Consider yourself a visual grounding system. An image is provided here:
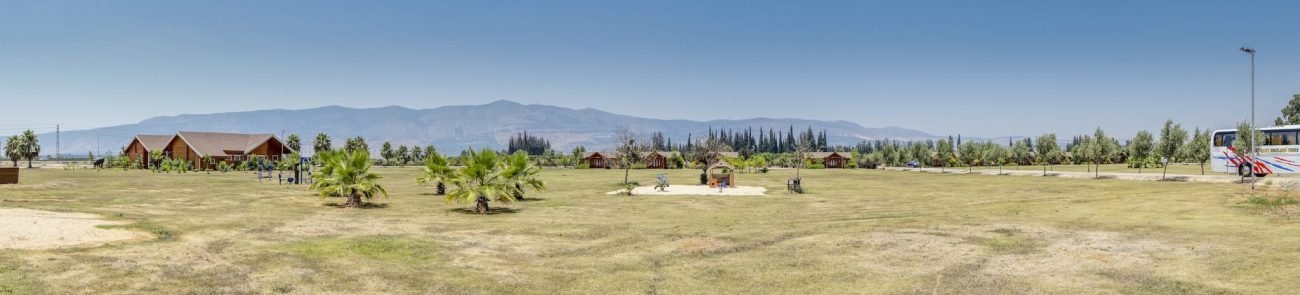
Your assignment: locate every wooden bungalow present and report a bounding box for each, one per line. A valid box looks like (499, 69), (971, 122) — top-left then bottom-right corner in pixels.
(808, 152), (853, 168)
(642, 151), (680, 169)
(581, 151), (615, 169)
(161, 131), (294, 170)
(582, 151), (681, 169)
(124, 134), (175, 169)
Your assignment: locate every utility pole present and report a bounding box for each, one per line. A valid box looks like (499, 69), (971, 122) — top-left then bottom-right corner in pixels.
(56, 124), (60, 161)
(1241, 47), (1257, 190)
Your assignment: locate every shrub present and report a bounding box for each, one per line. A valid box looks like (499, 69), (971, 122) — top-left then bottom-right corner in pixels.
(576, 162), (590, 169)
(1248, 195), (1299, 207)
(631, 163), (647, 169)
(808, 163), (826, 169)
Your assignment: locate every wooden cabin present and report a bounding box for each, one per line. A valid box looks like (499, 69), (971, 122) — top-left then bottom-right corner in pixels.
(581, 152), (614, 169)
(124, 135), (175, 169)
(643, 151), (679, 169)
(582, 151), (680, 169)
(159, 131), (293, 170)
(808, 152), (853, 168)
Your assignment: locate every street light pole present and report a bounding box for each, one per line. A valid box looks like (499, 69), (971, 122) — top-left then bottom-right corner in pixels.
(1241, 47), (1256, 189)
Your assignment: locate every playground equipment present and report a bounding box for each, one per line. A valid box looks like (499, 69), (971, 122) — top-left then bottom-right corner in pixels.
(787, 177), (803, 194)
(277, 157), (313, 185)
(706, 162), (736, 188)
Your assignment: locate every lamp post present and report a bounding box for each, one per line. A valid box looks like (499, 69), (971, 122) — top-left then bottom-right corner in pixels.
(1240, 47), (1256, 189)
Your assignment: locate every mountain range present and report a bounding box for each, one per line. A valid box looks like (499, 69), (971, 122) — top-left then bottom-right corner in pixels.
(35, 100), (939, 156)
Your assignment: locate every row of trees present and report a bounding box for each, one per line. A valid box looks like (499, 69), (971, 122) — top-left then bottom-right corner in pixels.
(2, 130), (40, 168)
(379, 142), (437, 166)
(856, 119), (1214, 179)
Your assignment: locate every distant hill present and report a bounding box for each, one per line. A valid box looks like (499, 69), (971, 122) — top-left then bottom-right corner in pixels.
(35, 100), (938, 155)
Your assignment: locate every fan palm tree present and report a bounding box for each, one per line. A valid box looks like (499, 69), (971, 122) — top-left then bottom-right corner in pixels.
(20, 130), (39, 168)
(447, 148), (515, 214)
(310, 150), (387, 208)
(4, 135), (22, 168)
(416, 150), (456, 195)
(503, 151), (545, 201)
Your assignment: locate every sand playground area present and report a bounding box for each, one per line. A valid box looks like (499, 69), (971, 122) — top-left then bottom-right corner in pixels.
(0, 208), (148, 250)
(607, 185), (767, 196)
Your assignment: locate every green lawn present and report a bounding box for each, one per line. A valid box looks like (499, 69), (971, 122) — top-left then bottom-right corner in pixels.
(0, 167), (1297, 294)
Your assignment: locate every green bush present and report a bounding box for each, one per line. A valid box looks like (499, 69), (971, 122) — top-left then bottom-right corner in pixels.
(1247, 195), (1299, 207)
(631, 163), (647, 169)
(808, 163), (826, 169)
(576, 162), (590, 169)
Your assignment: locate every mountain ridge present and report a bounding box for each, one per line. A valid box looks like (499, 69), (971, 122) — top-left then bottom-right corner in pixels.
(34, 100), (940, 155)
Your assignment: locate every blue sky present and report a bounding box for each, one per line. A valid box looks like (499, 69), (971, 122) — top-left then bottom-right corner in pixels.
(2, 0), (1298, 138)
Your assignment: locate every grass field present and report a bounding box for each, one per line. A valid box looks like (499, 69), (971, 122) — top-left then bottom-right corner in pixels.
(1, 167), (1298, 294)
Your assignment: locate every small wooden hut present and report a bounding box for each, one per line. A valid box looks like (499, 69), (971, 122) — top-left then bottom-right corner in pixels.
(707, 161), (736, 187)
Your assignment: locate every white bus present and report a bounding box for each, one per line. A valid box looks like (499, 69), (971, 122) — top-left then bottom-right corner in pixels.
(1211, 125), (1300, 177)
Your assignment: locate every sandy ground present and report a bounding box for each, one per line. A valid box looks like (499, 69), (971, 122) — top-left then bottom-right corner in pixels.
(0, 208), (148, 250)
(606, 184), (767, 196)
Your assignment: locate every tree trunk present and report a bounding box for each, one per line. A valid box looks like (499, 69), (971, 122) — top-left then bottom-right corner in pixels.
(475, 194), (490, 214)
(344, 191), (363, 208)
(1095, 162), (1099, 178)
(514, 183), (524, 201)
(1200, 163), (1205, 175)
(1043, 164), (1047, 176)
(27, 158), (33, 168)
(1162, 164), (1168, 180)
(624, 168), (630, 185)
(436, 182), (446, 195)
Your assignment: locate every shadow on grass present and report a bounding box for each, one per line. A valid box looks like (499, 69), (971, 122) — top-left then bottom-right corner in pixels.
(516, 197), (547, 202)
(1157, 177), (1189, 182)
(445, 207), (523, 215)
(322, 202), (390, 209)
(1093, 175), (1116, 180)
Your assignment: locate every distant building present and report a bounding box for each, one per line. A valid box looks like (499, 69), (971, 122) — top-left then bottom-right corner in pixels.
(581, 151), (681, 169)
(807, 151), (853, 168)
(124, 134), (175, 169)
(126, 131), (293, 170)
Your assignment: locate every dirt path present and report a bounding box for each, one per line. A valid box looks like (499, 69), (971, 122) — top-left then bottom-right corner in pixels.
(0, 208), (148, 250)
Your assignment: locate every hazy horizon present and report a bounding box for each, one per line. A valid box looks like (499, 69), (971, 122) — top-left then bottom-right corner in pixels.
(3, 1), (1299, 139)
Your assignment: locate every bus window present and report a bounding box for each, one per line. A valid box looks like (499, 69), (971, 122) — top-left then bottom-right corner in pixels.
(1223, 133), (1236, 147)
(1214, 133), (1224, 146)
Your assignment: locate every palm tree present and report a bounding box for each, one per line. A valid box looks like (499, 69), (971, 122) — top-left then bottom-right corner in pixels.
(310, 150), (387, 208)
(286, 134), (301, 152)
(503, 151), (545, 201)
(313, 133), (332, 154)
(20, 130), (39, 168)
(447, 148), (515, 214)
(4, 135), (22, 168)
(416, 150), (456, 195)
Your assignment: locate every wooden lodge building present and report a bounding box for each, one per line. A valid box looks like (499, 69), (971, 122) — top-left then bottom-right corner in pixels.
(124, 134), (176, 169)
(125, 131), (293, 170)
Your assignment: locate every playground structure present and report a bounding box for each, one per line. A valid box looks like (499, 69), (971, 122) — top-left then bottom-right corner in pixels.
(256, 157), (313, 185)
(707, 162), (735, 188)
(654, 173), (670, 192)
